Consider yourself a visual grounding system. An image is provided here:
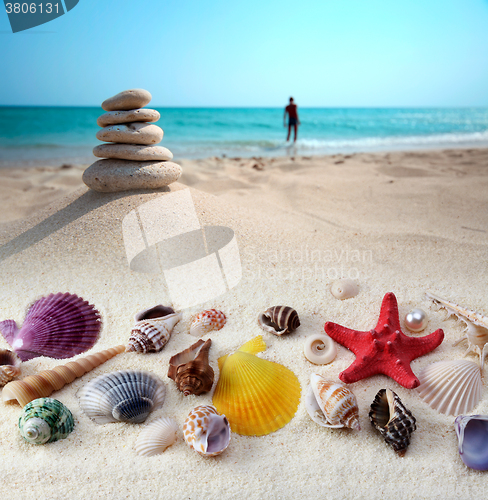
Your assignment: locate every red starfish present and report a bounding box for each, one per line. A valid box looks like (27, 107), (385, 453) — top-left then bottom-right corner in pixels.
(324, 292), (444, 389)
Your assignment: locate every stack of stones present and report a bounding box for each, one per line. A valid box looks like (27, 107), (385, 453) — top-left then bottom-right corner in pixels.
(82, 89), (182, 192)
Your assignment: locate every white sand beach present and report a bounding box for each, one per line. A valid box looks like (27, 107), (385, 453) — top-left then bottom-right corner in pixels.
(0, 148), (487, 500)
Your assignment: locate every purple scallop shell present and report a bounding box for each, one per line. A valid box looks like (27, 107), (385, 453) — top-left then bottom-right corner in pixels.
(0, 292), (101, 361)
(455, 415), (488, 471)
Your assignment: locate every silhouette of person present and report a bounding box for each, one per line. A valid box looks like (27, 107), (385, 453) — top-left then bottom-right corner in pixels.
(284, 97), (300, 142)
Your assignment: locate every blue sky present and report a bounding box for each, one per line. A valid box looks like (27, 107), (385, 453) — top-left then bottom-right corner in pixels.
(1, 0), (488, 106)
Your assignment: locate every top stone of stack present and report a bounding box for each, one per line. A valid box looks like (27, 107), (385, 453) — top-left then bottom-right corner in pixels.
(101, 89), (152, 112)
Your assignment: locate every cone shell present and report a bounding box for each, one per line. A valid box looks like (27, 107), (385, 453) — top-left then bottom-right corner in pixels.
(258, 306), (300, 336)
(416, 359), (482, 416)
(2, 345), (125, 407)
(183, 405), (230, 456)
(135, 417), (178, 457)
(0, 292), (102, 361)
(189, 310), (226, 337)
(78, 370), (166, 424)
(19, 397), (74, 445)
(369, 388), (416, 456)
(455, 415), (488, 471)
(167, 339), (214, 396)
(212, 336), (301, 436)
(305, 374), (360, 430)
(127, 306), (181, 353)
(0, 349), (21, 386)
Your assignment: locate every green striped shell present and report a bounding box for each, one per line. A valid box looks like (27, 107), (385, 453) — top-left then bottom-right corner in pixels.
(19, 398), (74, 445)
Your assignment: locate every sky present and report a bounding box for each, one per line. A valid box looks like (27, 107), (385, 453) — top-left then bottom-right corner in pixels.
(1, 0), (488, 107)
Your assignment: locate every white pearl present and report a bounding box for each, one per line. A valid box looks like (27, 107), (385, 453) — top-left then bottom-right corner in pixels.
(405, 308), (428, 332)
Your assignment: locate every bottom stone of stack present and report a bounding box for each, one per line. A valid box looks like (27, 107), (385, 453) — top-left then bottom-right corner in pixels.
(82, 159), (182, 192)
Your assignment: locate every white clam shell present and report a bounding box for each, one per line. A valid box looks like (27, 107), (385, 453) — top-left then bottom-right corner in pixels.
(135, 417), (178, 457)
(305, 374), (360, 430)
(304, 334), (337, 365)
(416, 359), (482, 416)
(78, 370), (166, 424)
(330, 279), (359, 300)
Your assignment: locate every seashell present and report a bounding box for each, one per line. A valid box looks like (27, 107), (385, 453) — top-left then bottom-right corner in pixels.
(257, 306), (300, 336)
(305, 374), (360, 430)
(303, 334), (337, 365)
(212, 335), (301, 436)
(455, 415), (488, 470)
(0, 348), (21, 386)
(167, 339), (214, 396)
(330, 279), (359, 300)
(183, 405), (230, 456)
(127, 305), (182, 353)
(189, 310), (226, 337)
(19, 397), (74, 445)
(369, 388), (416, 456)
(78, 370), (166, 424)
(0, 292), (102, 362)
(426, 292), (488, 368)
(416, 359), (482, 416)
(135, 417), (178, 457)
(2, 345), (125, 407)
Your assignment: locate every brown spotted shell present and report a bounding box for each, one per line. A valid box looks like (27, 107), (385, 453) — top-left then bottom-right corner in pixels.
(167, 339), (214, 396)
(369, 388), (416, 456)
(258, 306), (300, 336)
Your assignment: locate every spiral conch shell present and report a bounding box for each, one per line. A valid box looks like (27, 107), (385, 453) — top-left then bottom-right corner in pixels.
(19, 397), (74, 445)
(183, 405), (230, 456)
(258, 306), (300, 336)
(127, 305), (181, 353)
(0, 349), (21, 386)
(167, 339), (214, 396)
(2, 345), (125, 407)
(369, 388), (416, 456)
(135, 417), (178, 457)
(305, 374), (360, 430)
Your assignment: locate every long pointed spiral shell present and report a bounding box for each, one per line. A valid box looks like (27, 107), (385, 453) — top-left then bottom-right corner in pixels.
(2, 345), (125, 407)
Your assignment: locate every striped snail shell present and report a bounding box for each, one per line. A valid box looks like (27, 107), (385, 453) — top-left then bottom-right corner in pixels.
(258, 306), (300, 336)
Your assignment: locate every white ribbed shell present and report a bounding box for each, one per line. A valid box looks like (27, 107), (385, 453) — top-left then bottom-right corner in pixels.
(135, 417), (178, 457)
(416, 359), (483, 416)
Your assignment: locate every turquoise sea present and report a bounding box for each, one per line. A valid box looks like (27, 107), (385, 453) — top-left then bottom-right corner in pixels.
(1, 107), (488, 166)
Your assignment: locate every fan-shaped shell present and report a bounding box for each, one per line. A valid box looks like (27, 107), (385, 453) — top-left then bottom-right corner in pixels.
(135, 417), (178, 457)
(167, 339), (214, 396)
(19, 397), (74, 444)
(212, 336), (301, 436)
(183, 405), (230, 456)
(127, 306), (181, 353)
(257, 306), (300, 336)
(0, 349), (21, 386)
(369, 388), (416, 456)
(303, 334), (337, 365)
(78, 370), (166, 424)
(0, 292), (101, 361)
(190, 310), (226, 337)
(455, 415), (488, 470)
(305, 374), (360, 430)
(330, 279), (359, 300)
(416, 359), (482, 416)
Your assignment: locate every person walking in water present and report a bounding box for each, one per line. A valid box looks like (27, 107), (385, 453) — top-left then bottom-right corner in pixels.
(284, 97), (300, 142)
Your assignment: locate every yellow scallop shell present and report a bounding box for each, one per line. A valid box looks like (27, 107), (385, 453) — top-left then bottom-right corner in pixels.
(212, 336), (301, 436)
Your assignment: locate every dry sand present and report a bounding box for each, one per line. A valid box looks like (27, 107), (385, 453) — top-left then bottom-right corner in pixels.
(0, 148), (487, 500)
